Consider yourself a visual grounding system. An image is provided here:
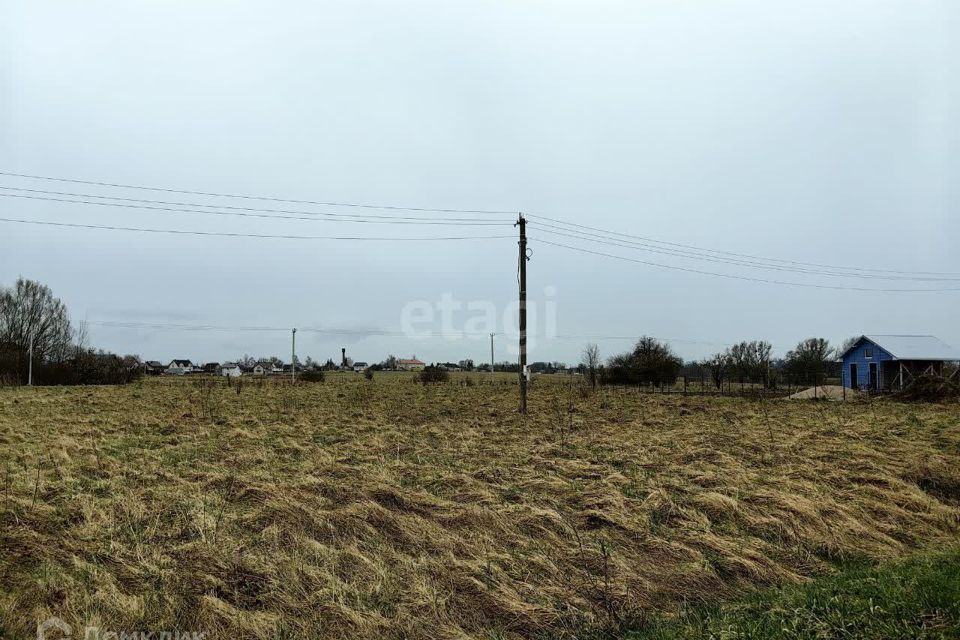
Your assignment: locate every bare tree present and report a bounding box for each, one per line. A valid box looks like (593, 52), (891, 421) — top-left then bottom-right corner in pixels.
(582, 343), (600, 389)
(837, 336), (861, 358)
(716, 340), (773, 388)
(0, 278), (73, 369)
(73, 319), (90, 356)
(704, 352), (729, 389)
(784, 337), (834, 386)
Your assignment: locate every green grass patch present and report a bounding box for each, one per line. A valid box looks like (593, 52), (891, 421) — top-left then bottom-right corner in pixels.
(626, 547), (960, 639)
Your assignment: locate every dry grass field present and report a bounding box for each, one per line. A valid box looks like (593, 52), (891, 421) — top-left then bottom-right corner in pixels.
(1, 374), (958, 639)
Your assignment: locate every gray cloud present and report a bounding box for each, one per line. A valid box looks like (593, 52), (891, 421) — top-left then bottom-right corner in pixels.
(2, 0), (957, 365)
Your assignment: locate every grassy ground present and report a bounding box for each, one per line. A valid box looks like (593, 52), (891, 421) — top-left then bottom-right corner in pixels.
(626, 546), (960, 639)
(0, 374), (958, 639)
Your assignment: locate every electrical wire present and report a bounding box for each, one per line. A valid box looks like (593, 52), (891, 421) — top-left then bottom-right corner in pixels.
(527, 222), (960, 282)
(0, 216), (514, 241)
(526, 213), (960, 277)
(531, 237), (960, 293)
(5, 170), (956, 281)
(85, 319), (732, 346)
(0, 186), (514, 223)
(0, 192), (512, 226)
(87, 320), (508, 339)
(0, 170), (516, 215)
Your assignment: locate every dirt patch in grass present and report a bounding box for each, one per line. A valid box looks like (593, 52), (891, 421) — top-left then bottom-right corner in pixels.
(787, 385), (861, 401)
(0, 375), (958, 638)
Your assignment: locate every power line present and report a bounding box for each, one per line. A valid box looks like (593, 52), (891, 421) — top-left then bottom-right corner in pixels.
(90, 320), (475, 337)
(6, 169), (956, 280)
(0, 192), (512, 226)
(0, 186), (514, 223)
(527, 223), (960, 282)
(526, 213), (960, 277)
(532, 237), (960, 293)
(554, 334), (731, 346)
(0, 170), (516, 215)
(0, 216), (514, 241)
(87, 320), (505, 339)
(89, 320), (410, 335)
(86, 319), (731, 346)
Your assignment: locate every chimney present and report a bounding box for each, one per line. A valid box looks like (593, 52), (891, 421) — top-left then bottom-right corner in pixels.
(341, 348), (347, 367)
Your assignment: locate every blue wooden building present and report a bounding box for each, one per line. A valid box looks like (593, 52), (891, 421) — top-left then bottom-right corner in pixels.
(839, 335), (960, 391)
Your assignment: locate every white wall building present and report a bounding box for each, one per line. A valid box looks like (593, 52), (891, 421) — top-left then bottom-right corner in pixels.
(221, 362), (242, 377)
(166, 359), (193, 375)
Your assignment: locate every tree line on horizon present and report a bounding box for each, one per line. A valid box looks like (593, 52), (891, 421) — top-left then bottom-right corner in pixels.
(0, 277), (869, 389)
(581, 336), (854, 390)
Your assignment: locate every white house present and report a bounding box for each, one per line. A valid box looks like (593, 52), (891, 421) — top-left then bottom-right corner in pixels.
(252, 361), (281, 376)
(166, 359), (193, 375)
(220, 362), (242, 377)
(353, 362), (369, 372)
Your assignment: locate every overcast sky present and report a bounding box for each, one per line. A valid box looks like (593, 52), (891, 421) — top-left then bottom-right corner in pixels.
(2, 0), (958, 365)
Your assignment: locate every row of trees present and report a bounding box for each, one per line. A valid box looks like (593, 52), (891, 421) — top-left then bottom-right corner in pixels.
(582, 336), (846, 390)
(699, 337), (838, 388)
(0, 278), (141, 386)
(580, 337), (685, 388)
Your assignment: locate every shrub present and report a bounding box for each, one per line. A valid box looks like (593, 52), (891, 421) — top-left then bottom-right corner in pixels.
(364, 369), (374, 381)
(602, 336), (682, 387)
(299, 370), (325, 383)
(38, 350), (142, 386)
(417, 366), (449, 384)
(898, 374), (960, 403)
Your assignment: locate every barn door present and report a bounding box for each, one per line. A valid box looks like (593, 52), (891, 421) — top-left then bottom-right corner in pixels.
(849, 364), (858, 389)
(869, 363), (878, 390)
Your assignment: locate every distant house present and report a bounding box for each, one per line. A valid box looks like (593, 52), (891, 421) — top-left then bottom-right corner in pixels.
(352, 362), (369, 372)
(144, 361), (165, 375)
(220, 362), (242, 377)
(166, 359), (193, 375)
(252, 361), (281, 376)
(202, 362), (220, 374)
(397, 357), (426, 371)
(839, 335), (960, 391)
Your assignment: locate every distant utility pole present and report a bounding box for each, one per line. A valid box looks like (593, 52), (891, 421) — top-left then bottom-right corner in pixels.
(291, 328), (297, 384)
(489, 333), (495, 375)
(516, 213), (528, 413)
(27, 332), (33, 386)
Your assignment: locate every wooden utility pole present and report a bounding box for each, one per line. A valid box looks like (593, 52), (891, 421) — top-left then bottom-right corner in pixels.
(517, 213), (528, 413)
(291, 328), (297, 384)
